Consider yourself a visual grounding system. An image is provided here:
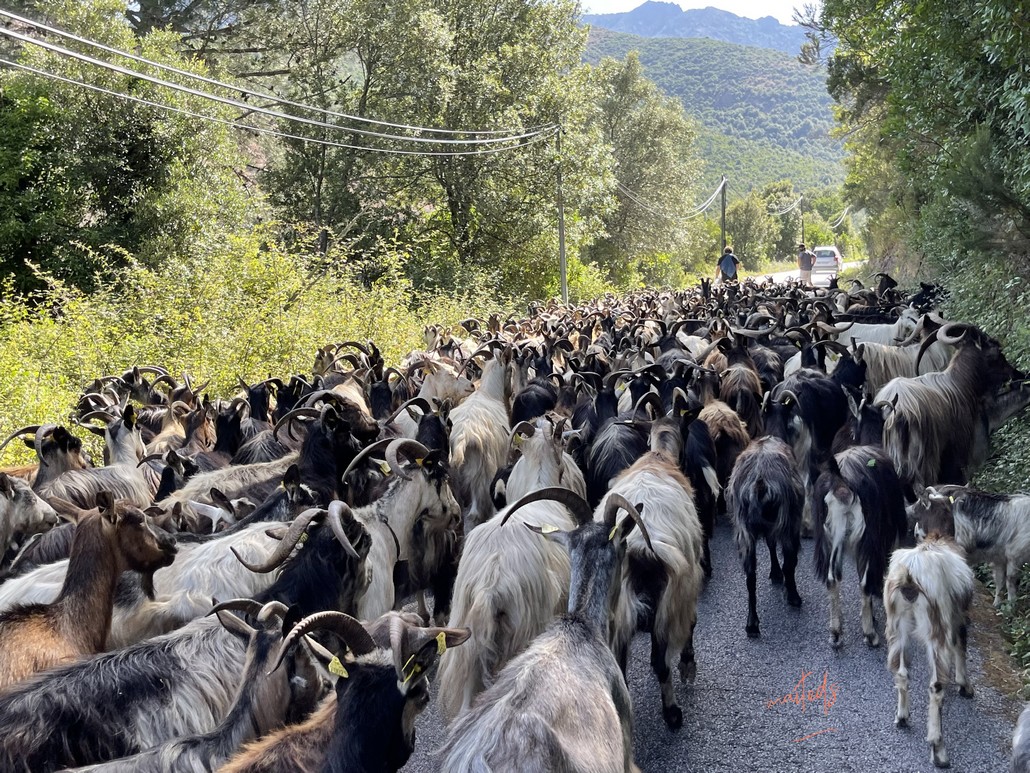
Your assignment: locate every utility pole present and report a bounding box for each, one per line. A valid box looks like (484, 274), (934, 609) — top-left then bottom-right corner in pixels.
(556, 127), (568, 304)
(720, 175), (727, 250)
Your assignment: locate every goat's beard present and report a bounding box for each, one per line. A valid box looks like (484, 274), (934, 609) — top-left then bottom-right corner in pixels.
(140, 570), (157, 600)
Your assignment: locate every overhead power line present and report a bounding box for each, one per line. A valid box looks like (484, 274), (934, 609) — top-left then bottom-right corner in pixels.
(829, 205), (851, 228)
(614, 177), (726, 222)
(0, 8), (544, 137)
(0, 56), (558, 157)
(0, 25), (553, 146)
(768, 195), (803, 217)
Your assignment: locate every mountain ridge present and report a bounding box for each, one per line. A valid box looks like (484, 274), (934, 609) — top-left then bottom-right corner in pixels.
(582, 2), (806, 54)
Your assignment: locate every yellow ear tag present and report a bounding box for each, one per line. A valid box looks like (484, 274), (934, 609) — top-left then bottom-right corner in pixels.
(539, 523), (560, 534)
(616, 383), (626, 394)
(436, 631), (447, 656)
(949, 496), (955, 503)
(512, 434), (523, 447)
(328, 656), (349, 678)
(415, 457), (425, 467)
(867, 458), (876, 468)
(299, 532), (308, 544)
(679, 409), (687, 417)
(608, 523), (619, 541)
(378, 461), (391, 475)
(402, 653), (423, 683)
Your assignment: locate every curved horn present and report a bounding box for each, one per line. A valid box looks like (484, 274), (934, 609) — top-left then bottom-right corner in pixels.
(270, 611), (377, 674)
(135, 365), (169, 377)
(208, 598), (264, 619)
(256, 600), (289, 623)
(915, 327), (942, 373)
(385, 438), (432, 479)
(602, 493), (654, 553)
(271, 407), (321, 443)
(334, 340), (371, 357)
(507, 421), (537, 448)
(501, 486), (593, 527)
(231, 508), (324, 573)
(136, 452), (167, 468)
(380, 396), (434, 426)
(777, 389), (801, 405)
(812, 340), (852, 357)
(0, 424), (42, 456)
(326, 501), (361, 560)
(79, 410), (116, 424)
(633, 391), (665, 420)
(936, 322), (970, 347)
(341, 438), (394, 484)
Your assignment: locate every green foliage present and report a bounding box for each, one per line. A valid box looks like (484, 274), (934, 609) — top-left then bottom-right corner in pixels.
(0, 0), (250, 291)
(0, 226), (506, 467)
(725, 193), (773, 267)
(584, 28), (845, 193)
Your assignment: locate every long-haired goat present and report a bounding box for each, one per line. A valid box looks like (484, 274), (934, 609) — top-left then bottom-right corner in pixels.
(438, 417), (584, 722)
(438, 490), (649, 773)
(0, 493), (176, 691)
(727, 436), (805, 638)
(0, 471), (58, 561)
(812, 446), (907, 648)
(909, 485), (1030, 608)
(885, 505), (974, 769)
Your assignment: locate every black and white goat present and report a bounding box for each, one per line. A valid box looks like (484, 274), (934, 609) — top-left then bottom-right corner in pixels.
(885, 499), (975, 769)
(909, 485), (1030, 608)
(812, 446), (907, 648)
(438, 489), (649, 773)
(727, 436), (805, 638)
(0, 471), (58, 560)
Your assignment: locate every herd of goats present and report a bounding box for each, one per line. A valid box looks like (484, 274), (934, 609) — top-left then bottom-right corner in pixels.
(0, 272), (1029, 771)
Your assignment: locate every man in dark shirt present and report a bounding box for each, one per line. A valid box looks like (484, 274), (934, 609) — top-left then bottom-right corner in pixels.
(717, 246), (740, 283)
(798, 243), (815, 285)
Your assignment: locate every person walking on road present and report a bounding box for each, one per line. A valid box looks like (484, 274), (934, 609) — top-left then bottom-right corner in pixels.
(717, 246), (740, 283)
(798, 243), (815, 286)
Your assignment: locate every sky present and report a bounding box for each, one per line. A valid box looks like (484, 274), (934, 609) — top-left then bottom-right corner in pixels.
(581, 0), (810, 26)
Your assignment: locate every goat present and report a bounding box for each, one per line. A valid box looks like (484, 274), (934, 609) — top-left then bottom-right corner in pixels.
(39, 407), (154, 509)
(697, 399), (749, 509)
(449, 345), (512, 530)
(0, 424), (92, 490)
(1013, 704), (1030, 773)
(908, 485), (1030, 608)
(602, 418), (704, 728)
(885, 518), (974, 769)
(438, 417), (584, 722)
(219, 611), (469, 773)
(438, 489), (649, 773)
(727, 436), (805, 638)
(875, 322), (1030, 493)
(0, 471), (58, 561)
(812, 446), (907, 648)
(0, 493), (176, 691)
(59, 601), (326, 773)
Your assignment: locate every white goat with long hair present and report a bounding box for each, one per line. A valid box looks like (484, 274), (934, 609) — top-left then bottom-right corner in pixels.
(438, 416), (585, 722)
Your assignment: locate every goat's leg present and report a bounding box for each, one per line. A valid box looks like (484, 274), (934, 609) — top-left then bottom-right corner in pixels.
(888, 626), (909, 728)
(956, 623), (973, 698)
(828, 580), (843, 648)
(701, 537), (712, 580)
(1007, 559), (1020, 606)
(781, 540), (802, 608)
(745, 548), (760, 638)
(766, 535), (783, 584)
(617, 640), (630, 678)
(926, 644), (949, 768)
(679, 617), (697, 684)
(651, 631), (682, 729)
(992, 563), (1006, 607)
(861, 592), (880, 648)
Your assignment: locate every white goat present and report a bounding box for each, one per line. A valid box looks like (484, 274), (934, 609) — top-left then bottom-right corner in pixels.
(0, 472), (58, 559)
(885, 531), (974, 769)
(438, 417), (583, 722)
(449, 349), (512, 530)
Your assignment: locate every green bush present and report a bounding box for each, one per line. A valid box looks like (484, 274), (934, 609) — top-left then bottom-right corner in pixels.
(0, 226), (506, 466)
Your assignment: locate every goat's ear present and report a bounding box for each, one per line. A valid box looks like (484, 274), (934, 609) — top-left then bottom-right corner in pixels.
(523, 522), (568, 545)
(96, 491), (116, 521)
(283, 464), (301, 491)
(0, 473), (12, 496)
(122, 405), (136, 429)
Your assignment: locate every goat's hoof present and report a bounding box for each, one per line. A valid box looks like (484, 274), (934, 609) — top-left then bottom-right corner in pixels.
(663, 704), (683, 729)
(679, 661), (697, 684)
(830, 631), (842, 649)
(786, 591), (803, 608)
(931, 745), (950, 768)
(959, 684), (974, 698)
(769, 571), (784, 585)
(801, 526), (813, 540)
(746, 624), (761, 639)
(703, 564), (713, 580)
(895, 715), (908, 728)
(865, 633), (880, 648)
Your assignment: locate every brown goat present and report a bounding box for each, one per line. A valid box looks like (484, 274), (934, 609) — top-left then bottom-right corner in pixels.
(0, 492), (177, 690)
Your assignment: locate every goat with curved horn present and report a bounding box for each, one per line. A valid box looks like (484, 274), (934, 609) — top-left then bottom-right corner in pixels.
(271, 610), (378, 674)
(384, 439), (433, 481)
(230, 508), (324, 573)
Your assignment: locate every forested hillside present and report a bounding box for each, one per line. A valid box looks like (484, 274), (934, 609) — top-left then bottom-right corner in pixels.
(584, 28), (843, 192)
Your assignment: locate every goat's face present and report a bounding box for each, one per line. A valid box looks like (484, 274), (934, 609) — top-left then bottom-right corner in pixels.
(36, 427), (92, 476)
(907, 489), (956, 540)
(0, 472), (58, 532)
(426, 369), (475, 406)
(113, 504), (178, 573)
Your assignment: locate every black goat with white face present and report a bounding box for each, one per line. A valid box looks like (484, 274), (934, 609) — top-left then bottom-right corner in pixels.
(812, 446), (907, 648)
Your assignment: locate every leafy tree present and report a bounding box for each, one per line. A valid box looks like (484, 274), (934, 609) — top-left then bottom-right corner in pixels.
(0, 0), (249, 290)
(725, 193), (773, 266)
(583, 52), (702, 287)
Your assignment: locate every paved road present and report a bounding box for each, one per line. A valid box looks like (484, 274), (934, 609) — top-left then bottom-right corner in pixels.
(763, 260), (867, 288)
(402, 516), (1020, 772)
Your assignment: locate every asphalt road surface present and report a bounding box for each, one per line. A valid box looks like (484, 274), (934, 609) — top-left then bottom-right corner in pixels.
(764, 260), (866, 288)
(402, 516), (1021, 772)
